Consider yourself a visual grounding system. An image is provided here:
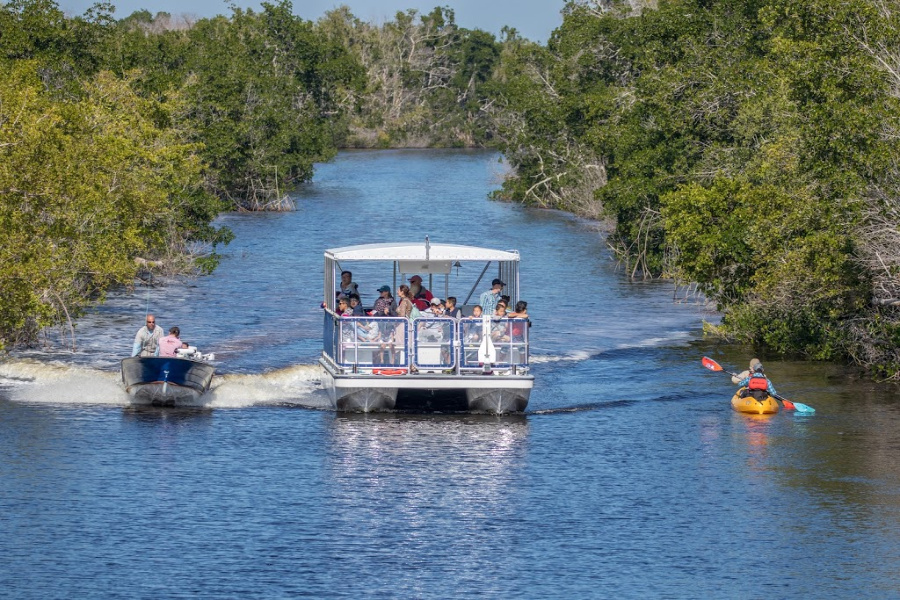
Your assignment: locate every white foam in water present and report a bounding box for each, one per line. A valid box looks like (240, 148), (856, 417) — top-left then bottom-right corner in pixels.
(615, 331), (694, 349)
(529, 350), (593, 364)
(0, 359), (130, 405)
(0, 358), (329, 409)
(205, 364), (328, 409)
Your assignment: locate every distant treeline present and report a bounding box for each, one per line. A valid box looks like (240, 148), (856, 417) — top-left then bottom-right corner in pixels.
(3, 0), (900, 380)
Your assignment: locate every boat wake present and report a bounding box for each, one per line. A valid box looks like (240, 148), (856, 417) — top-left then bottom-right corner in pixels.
(530, 330), (696, 366)
(0, 359), (328, 409)
(205, 365), (328, 409)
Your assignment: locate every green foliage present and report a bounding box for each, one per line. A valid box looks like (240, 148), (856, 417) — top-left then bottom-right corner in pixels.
(0, 60), (227, 346)
(489, 0), (900, 375)
(101, 1), (363, 209)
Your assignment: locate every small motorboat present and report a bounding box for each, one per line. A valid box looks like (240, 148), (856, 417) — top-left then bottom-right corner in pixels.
(121, 347), (215, 407)
(731, 387), (779, 415)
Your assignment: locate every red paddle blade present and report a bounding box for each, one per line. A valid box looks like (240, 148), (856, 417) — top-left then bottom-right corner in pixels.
(702, 356), (723, 372)
(781, 399), (796, 410)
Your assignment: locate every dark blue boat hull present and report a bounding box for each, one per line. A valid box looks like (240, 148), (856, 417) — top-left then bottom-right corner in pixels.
(121, 357), (215, 406)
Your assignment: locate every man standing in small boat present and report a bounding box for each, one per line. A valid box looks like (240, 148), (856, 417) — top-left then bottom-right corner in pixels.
(132, 314), (163, 357)
(735, 359), (778, 401)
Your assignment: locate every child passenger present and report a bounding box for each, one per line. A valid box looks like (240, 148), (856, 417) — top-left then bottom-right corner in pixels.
(444, 297), (461, 318)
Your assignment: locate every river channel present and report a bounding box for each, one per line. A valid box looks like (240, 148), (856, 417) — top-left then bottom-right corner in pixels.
(2, 150), (899, 598)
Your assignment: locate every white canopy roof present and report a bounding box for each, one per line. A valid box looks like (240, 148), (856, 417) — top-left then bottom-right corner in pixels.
(325, 242), (520, 263)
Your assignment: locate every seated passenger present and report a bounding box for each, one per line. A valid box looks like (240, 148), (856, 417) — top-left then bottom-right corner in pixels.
(372, 286), (395, 316)
(158, 326), (183, 357)
(357, 319), (382, 342)
(508, 301), (531, 342)
(349, 294), (365, 316)
(444, 296), (461, 319)
(337, 298), (353, 317)
(408, 275), (433, 310)
(426, 297), (445, 316)
(462, 305), (484, 343)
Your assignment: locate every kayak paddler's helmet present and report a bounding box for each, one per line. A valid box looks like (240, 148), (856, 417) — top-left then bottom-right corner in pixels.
(750, 358), (764, 373)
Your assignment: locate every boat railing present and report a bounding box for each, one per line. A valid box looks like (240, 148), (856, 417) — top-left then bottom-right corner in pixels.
(325, 312), (529, 374)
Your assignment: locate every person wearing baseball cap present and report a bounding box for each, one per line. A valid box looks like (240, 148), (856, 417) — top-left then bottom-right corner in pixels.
(479, 278), (506, 314)
(427, 296), (446, 316)
(372, 286), (395, 316)
(408, 275), (433, 310)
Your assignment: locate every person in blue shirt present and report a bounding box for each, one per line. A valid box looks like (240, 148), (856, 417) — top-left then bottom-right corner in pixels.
(737, 359), (778, 400)
(479, 278), (505, 314)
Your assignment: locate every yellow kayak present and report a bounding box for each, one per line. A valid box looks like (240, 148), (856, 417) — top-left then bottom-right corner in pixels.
(731, 388), (779, 414)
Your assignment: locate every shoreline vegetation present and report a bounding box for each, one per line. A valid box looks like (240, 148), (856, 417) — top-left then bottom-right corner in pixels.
(3, 0), (900, 380)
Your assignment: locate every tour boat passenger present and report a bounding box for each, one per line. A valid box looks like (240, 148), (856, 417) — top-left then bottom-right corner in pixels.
(408, 275), (433, 310)
(443, 297), (461, 319)
(338, 270), (359, 300)
(349, 294), (365, 316)
(479, 279), (506, 314)
(372, 286), (396, 316)
(395, 284), (414, 318)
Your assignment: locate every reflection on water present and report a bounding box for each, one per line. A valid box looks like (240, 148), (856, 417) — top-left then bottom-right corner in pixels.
(121, 405), (215, 424)
(323, 413), (529, 586)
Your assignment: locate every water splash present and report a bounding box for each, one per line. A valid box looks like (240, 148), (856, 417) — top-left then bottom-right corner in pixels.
(0, 358), (329, 409)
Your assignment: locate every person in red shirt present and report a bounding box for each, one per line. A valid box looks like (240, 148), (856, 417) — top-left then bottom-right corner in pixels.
(408, 275), (433, 310)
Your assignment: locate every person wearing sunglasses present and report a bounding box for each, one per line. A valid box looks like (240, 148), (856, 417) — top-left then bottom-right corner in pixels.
(132, 314), (163, 357)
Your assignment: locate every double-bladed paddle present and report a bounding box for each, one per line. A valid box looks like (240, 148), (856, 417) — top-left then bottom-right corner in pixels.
(701, 356), (815, 414)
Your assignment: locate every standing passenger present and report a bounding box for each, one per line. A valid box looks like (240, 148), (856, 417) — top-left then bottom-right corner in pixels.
(338, 270), (359, 300)
(479, 279), (505, 314)
(395, 285), (414, 318)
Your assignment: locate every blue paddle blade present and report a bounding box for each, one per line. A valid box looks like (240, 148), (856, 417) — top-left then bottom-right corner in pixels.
(792, 402), (815, 414)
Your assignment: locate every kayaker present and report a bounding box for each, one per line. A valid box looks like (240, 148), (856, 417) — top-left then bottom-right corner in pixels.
(736, 359), (778, 401)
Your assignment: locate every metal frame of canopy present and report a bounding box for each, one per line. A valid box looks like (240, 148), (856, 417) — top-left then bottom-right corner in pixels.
(324, 238), (521, 311)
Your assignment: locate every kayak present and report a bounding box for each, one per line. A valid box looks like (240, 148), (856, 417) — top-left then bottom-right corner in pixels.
(731, 387), (779, 415)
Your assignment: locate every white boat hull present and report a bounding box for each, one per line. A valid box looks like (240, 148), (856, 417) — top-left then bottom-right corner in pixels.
(321, 359), (532, 414)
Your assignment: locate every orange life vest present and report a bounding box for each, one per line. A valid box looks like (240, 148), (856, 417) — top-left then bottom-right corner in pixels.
(748, 374), (769, 391)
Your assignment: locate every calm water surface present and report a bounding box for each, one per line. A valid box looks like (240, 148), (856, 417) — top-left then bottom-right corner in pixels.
(2, 150), (900, 598)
